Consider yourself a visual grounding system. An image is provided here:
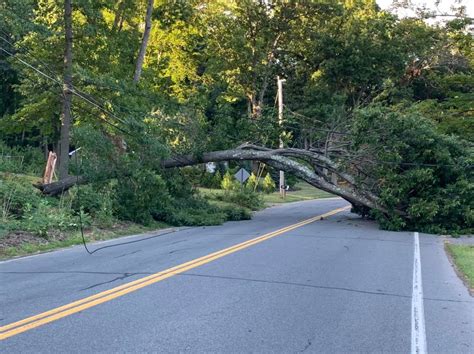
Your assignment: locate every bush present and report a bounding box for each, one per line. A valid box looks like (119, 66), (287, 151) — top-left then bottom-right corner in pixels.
(352, 107), (474, 234)
(159, 194), (227, 226)
(115, 169), (171, 225)
(217, 189), (263, 210)
(22, 200), (91, 238)
(262, 173), (276, 194)
(211, 170), (222, 188)
(0, 175), (41, 219)
(164, 205), (226, 226)
(0, 141), (44, 174)
(246, 172), (259, 191)
(220, 205), (252, 221)
(67, 183), (116, 228)
(221, 171), (239, 190)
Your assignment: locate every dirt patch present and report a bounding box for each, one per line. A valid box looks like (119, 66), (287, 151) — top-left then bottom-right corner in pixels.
(0, 231), (51, 249)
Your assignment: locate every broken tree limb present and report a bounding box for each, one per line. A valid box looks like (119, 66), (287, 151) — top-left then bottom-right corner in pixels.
(35, 144), (403, 217)
(35, 175), (85, 196)
(161, 145), (400, 216)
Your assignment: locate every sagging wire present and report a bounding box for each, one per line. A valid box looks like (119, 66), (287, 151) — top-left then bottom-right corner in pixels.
(71, 143), (92, 255)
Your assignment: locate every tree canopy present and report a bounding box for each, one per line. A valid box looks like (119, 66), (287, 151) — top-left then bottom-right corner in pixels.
(1, 0), (472, 233)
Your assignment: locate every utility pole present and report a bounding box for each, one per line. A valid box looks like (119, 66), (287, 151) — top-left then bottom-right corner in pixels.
(277, 76), (286, 198)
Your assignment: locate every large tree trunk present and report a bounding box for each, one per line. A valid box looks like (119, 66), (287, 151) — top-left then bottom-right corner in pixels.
(161, 144), (398, 215)
(58, 0), (73, 180)
(35, 176), (85, 196)
(39, 143), (402, 217)
(133, 0), (154, 83)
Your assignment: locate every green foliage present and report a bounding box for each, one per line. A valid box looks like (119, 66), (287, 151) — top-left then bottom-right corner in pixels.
(220, 204), (252, 221)
(0, 175), (41, 219)
(0, 174), (92, 238)
(22, 200), (90, 238)
(1, 0), (473, 237)
(221, 171), (239, 191)
(0, 141), (44, 175)
(246, 172), (258, 191)
(216, 189), (263, 211)
(211, 170), (222, 189)
(115, 169), (170, 225)
(67, 183), (116, 228)
(262, 173), (276, 194)
(162, 200), (225, 226)
(352, 107), (474, 234)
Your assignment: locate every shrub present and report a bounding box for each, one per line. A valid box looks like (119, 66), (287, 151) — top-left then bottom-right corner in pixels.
(159, 194), (227, 226)
(211, 170), (222, 188)
(67, 183), (116, 228)
(217, 189), (263, 210)
(262, 173), (276, 194)
(164, 205), (226, 226)
(115, 169), (171, 225)
(246, 172), (259, 191)
(221, 171), (239, 191)
(22, 199), (91, 238)
(352, 107), (474, 234)
(220, 205), (252, 221)
(0, 141), (44, 174)
(0, 175), (41, 219)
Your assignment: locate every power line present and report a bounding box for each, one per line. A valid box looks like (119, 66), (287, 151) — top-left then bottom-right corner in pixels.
(0, 43), (131, 127)
(0, 44), (141, 138)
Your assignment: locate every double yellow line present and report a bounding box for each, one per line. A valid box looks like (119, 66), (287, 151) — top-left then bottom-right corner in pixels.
(0, 206), (349, 340)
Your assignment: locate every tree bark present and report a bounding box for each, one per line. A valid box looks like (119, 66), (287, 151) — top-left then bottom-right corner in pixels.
(161, 145), (397, 215)
(39, 142), (402, 217)
(35, 176), (85, 196)
(133, 0), (154, 83)
(58, 0), (73, 180)
(112, 0), (126, 32)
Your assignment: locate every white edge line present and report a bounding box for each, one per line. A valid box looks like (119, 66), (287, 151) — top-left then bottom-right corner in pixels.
(411, 231), (428, 354)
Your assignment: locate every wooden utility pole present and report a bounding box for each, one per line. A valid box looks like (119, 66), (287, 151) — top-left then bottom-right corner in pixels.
(58, 0), (73, 180)
(277, 76), (286, 198)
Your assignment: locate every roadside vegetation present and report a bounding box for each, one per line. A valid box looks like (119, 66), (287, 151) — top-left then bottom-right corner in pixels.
(1, 0), (473, 259)
(446, 244), (474, 293)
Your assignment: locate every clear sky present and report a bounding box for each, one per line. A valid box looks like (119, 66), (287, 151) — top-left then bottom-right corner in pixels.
(376, 0), (474, 18)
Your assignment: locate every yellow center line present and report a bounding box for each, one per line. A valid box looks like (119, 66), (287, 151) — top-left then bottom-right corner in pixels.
(0, 206), (349, 340)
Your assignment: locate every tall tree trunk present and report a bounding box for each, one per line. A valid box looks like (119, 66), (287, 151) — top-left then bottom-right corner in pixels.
(133, 0), (154, 83)
(58, 0), (73, 180)
(112, 0), (125, 31)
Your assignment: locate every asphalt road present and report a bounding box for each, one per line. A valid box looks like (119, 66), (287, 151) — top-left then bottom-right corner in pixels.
(1, 198), (473, 353)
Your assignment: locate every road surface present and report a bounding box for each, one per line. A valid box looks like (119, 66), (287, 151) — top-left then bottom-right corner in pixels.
(1, 198), (473, 352)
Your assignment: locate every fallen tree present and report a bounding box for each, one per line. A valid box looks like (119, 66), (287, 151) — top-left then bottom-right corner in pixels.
(161, 143), (392, 215)
(37, 108), (473, 234)
(36, 143), (387, 213)
(35, 176), (85, 197)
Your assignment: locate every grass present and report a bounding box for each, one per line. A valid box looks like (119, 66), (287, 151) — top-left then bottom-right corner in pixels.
(0, 222), (168, 259)
(262, 182), (334, 204)
(446, 243), (474, 292)
(198, 182), (334, 206)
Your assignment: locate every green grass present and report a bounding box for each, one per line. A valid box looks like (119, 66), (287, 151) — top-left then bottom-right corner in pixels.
(198, 182), (334, 206)
(446, 244), (474, 291)
(0, 222), (168, 259)
(262, 182), (334, 204)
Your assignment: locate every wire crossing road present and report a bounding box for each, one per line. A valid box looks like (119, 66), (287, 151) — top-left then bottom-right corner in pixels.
(1, 199), (473, 352)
